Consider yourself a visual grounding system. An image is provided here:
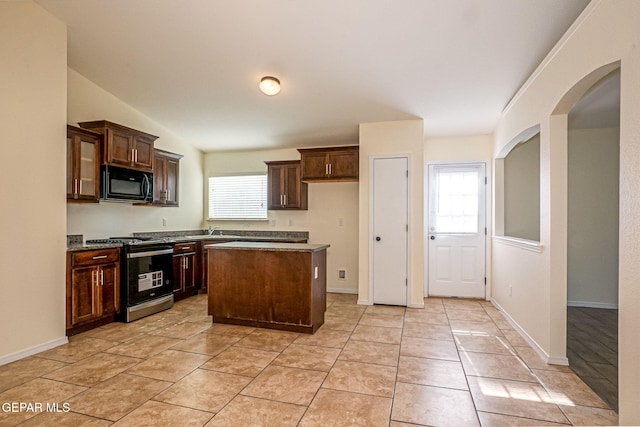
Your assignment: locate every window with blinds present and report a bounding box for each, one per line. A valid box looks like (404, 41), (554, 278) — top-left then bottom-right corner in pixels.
(208, 174), (268, 219)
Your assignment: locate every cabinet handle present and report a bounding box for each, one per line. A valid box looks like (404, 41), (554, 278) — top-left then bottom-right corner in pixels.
(329, 163), (332, 175)
(166, 189), (170, 202)
(100, 269), (104, 286)
(131, 149), (135, 163)
(284, 194), (287, 205)
(325, 164), (328, 175)
(79, 180), (83, 195)
(135, 149), (138, 163)
(92, 255), (108, 259)
(185, 258), (189, 269)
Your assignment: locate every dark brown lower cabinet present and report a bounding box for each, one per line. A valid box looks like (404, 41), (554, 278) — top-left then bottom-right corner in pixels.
(198, 239), (234, 293)
(173, 243), (198, 301)
(66, 248), (120, 335)
(207, 245), (327, 334)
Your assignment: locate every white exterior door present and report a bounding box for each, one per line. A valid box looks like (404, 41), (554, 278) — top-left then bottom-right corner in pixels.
(372, 156), (409, 306)
(428, 163), (486, 298)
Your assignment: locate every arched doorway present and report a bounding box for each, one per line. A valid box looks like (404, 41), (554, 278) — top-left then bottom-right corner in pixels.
(554, 63), (620, 411)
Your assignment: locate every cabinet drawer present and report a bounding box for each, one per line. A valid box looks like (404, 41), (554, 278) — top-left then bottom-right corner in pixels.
(174, 243), (196, 254)
(72, 248), (120, 267)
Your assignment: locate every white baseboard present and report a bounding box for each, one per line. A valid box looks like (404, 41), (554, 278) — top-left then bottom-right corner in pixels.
(567, 300), (618, 309)
(0, 337), (68, 366)
(327, 288), (358, 294)
(490, 299), (569, 366)
(355, 300), (422, 308)
(547, 356), (570, 366)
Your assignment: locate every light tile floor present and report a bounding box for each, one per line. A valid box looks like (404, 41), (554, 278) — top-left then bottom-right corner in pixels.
(0, 294), (619, 426)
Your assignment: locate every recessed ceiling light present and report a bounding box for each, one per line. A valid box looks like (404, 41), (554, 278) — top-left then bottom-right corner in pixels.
(259, 76), (280, 96)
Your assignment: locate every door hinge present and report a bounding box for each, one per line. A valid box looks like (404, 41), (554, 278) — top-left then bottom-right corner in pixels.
(484, 277), (487, 285)
(485, 176), (488, 184)
(406, 170), (409, 177)
(485, 227), (487, 235)
(406, 224), (409, 232)
(405, 278), (408, 286)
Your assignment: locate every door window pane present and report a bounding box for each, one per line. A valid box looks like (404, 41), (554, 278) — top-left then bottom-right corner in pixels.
(430, 166), (481, 234)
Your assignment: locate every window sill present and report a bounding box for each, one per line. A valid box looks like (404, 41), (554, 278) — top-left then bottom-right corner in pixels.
(493, 236), (543, 253)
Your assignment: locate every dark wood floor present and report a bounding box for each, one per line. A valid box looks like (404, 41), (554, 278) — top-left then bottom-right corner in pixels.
(567, 306), (618, 412)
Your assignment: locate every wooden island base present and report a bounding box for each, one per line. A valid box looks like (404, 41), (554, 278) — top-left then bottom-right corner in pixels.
(206, 242), (329, 334)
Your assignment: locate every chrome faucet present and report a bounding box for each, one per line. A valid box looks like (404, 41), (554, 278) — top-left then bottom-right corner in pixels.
(208, 226), (222, 236)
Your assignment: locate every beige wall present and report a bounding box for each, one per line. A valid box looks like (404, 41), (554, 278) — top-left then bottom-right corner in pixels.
(204, 149), (359, 293)
(503, 134), (540, 241)
(66, 69), (204, 239)
(568, 127), (619, 307)
(492, 0), (640, 423)
(0, 2), (68, 362)
(424, 134), (493, 161)
(358, 119), (424, 307)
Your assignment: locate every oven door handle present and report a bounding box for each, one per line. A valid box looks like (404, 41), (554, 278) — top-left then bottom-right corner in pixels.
(127, 248), (174, 258)
(173, 252), (196, 257)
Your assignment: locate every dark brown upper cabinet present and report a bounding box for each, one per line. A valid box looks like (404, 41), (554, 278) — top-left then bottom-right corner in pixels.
(78, 120), (158, 172)
(67, 125), (101, 203)
(265, 160), (308, 210)
(298, 146), (359, 182)
(153, 149), (182, 206)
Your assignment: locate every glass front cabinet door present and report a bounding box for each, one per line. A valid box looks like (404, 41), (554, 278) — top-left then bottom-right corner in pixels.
(67, 125), (101, 202)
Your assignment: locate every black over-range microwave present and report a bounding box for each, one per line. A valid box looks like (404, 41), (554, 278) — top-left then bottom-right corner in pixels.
(101, 165), (153, 202)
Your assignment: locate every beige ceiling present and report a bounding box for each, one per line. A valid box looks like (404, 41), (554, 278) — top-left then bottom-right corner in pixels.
(36, 0), (591, 152)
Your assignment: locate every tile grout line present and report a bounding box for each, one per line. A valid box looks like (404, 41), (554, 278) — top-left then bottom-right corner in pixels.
(446, 299), (483, 427)
(294, 298), (360, 425)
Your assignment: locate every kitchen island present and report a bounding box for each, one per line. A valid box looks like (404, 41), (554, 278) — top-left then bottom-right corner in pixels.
(206, 241), (329, 334)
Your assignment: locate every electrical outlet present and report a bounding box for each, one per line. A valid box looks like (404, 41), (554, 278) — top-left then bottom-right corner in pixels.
(509, 285), (513, 296)
(288, 219), (293, 226)
(338, 269), (346, 279)
(338, 218), (344, 227)
(162, 218), (167, 227)
(270, 219), (276, 226)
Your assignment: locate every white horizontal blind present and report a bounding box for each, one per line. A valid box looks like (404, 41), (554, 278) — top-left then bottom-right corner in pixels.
(208, 174), (267, 219)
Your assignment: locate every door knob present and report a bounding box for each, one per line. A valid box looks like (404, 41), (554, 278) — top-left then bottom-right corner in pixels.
(430, 236), (435, 240)
(375, 236), (381, 242)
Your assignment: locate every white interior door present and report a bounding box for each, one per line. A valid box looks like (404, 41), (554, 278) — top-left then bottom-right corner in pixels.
(428, 163), (486, 298)
(372, 156), (408, 306)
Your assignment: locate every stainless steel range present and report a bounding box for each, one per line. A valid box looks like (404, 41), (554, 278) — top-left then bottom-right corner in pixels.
(86, 237), (175, 322)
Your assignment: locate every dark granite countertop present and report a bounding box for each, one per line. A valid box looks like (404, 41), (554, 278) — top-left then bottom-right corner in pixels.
(133, 229), (308, 242)
(67, 230), (309, 250)
(172, 235), (307, 243)
(204, 241), (329, 252)
(67, 242), (123, 252)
